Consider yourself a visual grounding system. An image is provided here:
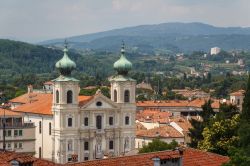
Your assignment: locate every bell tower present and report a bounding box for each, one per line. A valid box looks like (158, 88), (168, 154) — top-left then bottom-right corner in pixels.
(109, 42), (136, 154)
(52, 41), (80, 164)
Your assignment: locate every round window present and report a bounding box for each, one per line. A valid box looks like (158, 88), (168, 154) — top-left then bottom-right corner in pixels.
(96, 101), (102, 106)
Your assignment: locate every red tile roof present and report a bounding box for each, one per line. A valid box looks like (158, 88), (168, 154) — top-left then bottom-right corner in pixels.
(0, 148), (229, 166)
(230, 89), (245, 96)
(170, 117), (192, 132)
(137, 98), (221, 109)
(0, 151), (59, 166)
(0, 108), (22, 117)
(10, 93), (92, 115)
(136, 109), (172, 124)
(65, 148), (229, 166)
(136, 125), (183, 138)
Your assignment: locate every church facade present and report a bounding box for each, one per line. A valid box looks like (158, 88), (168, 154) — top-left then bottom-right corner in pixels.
(51, 43), (136, 163)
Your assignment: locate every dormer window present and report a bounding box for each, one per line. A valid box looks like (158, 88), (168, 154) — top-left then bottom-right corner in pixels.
(67, 90), (73, 103)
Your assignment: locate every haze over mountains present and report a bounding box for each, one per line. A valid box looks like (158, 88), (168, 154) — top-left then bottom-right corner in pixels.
(40, 22), (250, 53)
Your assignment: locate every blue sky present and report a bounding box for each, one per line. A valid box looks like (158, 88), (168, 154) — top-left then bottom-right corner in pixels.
(0, 0), (250, 42)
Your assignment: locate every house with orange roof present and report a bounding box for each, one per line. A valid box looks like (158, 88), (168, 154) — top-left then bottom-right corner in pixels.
(136, 109), (173, 129)
(135, 125), (185, 149)
(230, 89), (245, 111)
(136, 98), (222, 117)
(0, 108), (35, 154)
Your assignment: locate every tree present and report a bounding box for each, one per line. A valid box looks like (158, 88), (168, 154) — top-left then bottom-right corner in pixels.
(198, 114), (240, 155)
(189, 100), (215, 148)
(226, 75), (250, 166)
(139, 139), (178, 153)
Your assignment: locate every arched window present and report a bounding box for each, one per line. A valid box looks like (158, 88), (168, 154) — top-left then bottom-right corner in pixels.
(125, 116), (130, 125)
(68, 117), (73, 127)
(114, 90), (117, 102)
(56, 90), (59, 103)
(96, 115), (102, 129)
(84, 117), (88, 126)
(49, 122), (51, 135)
(124, 90), (130, 103)
(67, 90), (73, 103)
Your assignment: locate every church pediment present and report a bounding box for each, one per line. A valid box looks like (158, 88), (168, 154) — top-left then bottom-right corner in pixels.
(80, 90), (119, 110)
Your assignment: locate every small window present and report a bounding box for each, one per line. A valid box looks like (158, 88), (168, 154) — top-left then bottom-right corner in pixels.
(56, 90), (59, 103)
(237, 99), (240, 105)
(39, 121), (42, 134)
(109, 140), (114, 150)
(7, 143), (11, 148)
(114, 90), (117, 102)
(49, 123), (51, 135)
(67, 90), (73, 104)
(68, 154), (72, 162)
(14, 143), (18, 149)
(68, 118), (73, 127)
(39, 147), (42, 158)
(96, 101), (102, 106)
(68, 140), (73, 151)
(14, 130), (18, 136)
(7, 130), (11, 137)
(19, 142), (22, 149)
(124, 90), (130, 103)
(84, 117), (88, 126)
(84, 142), (89, 150)
(109, 117), (114, 126)
(19, 130), (22, 136)
(125, 116), (130, 125)
(84, 157), (89, 161)
(125, 138), (129, 149)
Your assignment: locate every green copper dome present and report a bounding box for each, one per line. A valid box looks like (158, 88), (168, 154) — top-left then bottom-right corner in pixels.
(114, 43), (132, 75)
(55, 41), (76, 76)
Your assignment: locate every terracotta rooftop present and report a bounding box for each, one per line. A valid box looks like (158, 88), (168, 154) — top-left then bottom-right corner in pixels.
(0, 148), (229, 166)
(230, 89), (245, 96)
(65, 148), (229, 166)
(136, 125), (183, 138)
(137, 98), (221, 109)
(10, 93), (92, 115)
(0, 108), (22, 117)
(44, 81), (54, 85)
(136, 109), (172, 124)
(170, 117), (192, 132)
(0, 151), (57, 166)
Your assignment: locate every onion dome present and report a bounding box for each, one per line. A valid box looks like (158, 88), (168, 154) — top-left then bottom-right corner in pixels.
(55, 40), (76, 76)
(113, 42), (132, 75)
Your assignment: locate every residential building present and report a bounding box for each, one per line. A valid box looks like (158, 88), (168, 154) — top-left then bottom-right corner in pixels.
(0, 108), (35, 154)
(136, 125), (184, 148)
(230, 89), (245, 111)
(210, 47), (221, 55)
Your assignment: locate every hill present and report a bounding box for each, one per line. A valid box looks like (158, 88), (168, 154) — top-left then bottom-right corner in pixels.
(40, 22), (250, 53)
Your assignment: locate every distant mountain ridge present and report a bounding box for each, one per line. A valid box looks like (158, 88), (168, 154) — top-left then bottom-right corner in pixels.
(40, 22), (250, 53)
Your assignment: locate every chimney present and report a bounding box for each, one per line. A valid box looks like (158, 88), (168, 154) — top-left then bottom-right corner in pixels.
(27, 85), (33, 94)
(152, 157), (160, 166)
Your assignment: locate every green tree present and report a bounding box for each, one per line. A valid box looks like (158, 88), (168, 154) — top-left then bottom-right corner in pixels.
(189, 100), (215, 148)
(139, 139), (178, 153)
(198, 114), (240, 155)
(226, 75), (250, 166)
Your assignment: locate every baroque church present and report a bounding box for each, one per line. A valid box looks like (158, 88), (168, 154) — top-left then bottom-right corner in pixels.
(7, 42), (136, 164)
(51, 42), (136, 163)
